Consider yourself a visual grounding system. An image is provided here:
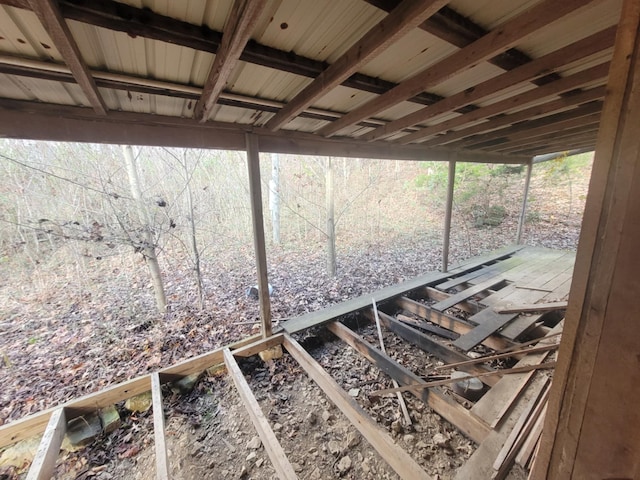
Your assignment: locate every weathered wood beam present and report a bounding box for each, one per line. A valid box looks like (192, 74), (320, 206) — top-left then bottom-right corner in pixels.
(246, 134), (272, 338)
(231, 333), (284, 358)
(426, 86), (606, 148)
(0, 99), (528, 163)
(317, 0), (598, 137)
(442, 156), (455, 272)
(515, 159), (533, 245)
(223, 349), (299, 479)
(0, 334), (260, 448)
(326, 321), (491, 443)
(27, 0), (107, 115)
(194, 0), (267, 122)
(151, 373), (169, 480)
(362, 27), (615, 141)
(402, 62), (609, 145)
(265, 0), (449, 131)
(25, 408), (66, 480)
(491, 125), (601, 155)
(282, 334), (433, 479)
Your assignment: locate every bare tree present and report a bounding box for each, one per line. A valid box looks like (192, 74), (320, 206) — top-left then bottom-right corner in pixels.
(269, 153), (281, 245)
(326, 157), (336, 276)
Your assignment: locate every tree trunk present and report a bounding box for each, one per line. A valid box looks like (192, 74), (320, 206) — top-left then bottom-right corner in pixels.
(269, 153), (281, 245)
(122, 145), (167, 313)
(182, 151), (204, 310)
(326, 157), (336, 276)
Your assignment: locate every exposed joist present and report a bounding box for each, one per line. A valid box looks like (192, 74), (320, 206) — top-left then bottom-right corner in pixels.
(27, 0), (107, 115)
(490, 125), (602, 155)
(194, 0), (267, 122)
(264, 0), (449, 131)
(282, 334), (433, 479)
(326, 321), (491, 443)
(427, 86), (606, 148)
(223, 349), (299, 479)
(402, 61), (609, 145)
(362, 27), (615, 141)
(317, 0), (597, 137)
(25, 408), (66, 480)
(151, 373), (169, 480)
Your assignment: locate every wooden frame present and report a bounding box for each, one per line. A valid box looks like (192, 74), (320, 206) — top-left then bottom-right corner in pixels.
(25, 408), (66, 480)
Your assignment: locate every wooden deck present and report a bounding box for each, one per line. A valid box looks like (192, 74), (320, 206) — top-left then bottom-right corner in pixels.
(4, 245), (573, 479)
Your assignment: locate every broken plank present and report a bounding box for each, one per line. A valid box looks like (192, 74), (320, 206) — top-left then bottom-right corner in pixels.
(326, 321), (490, 443)
(367, 310), (497, 385)
(396, 314), (459, 340)
(431, 276), (506, 312)
(433, 343), (559, 371)
(223, 349), (298, 480)
(282, 335), (432, 480)
(283, 245), (522, 333)
(25, 408), (66, 480)
(151, 373), (169, 480)
(396, 296), (514, 351)
(453, 309), (519, 351)
(515, 403), (547, 468)
(494, 301), (568, 314)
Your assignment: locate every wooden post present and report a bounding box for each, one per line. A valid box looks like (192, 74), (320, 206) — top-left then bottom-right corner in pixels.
(151, 373), (169, 480)
(269, 153), (281, 245)
(532, 1), (640, 478)
(25, 408), (66, 480)
(325, 157), (337, 276)
(442, 157), (456, 272)
(246, 134), (272, 338)
(515, 159), (533, 245)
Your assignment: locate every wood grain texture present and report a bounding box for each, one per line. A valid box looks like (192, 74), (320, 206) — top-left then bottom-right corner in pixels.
(25, 408), (66, 480)
(151, 373), (169, 480)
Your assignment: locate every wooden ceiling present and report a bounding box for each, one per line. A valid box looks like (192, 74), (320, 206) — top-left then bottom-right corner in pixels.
(0, 0), (621, 162)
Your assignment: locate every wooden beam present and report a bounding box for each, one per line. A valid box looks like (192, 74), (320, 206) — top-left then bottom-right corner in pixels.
(0, 334), (259, 448)
(433, 343), (559, 372)
(194, 0), (267, 122)
(491, 126), (601, 155)
(282, 334), (432, 479)
(326, 321), (491, 443)
(231, 333), (284, 358)
(318, 0), (597, 137)
(28, 0), (106, 114)
(442, 157), (455, 272)
(431, 276), (506, 312)
(426, 85), (606, 149)
(223, 349), (298, 479)
(495, 302), (568, 314)
(362, 26), (615, 141)
(0, 99), (528, 164)
(402, 62), (609, 145)
(151, 373), (169, 480)
(25, 408), (66, 480)
(246, 134), (272, 338)
(265, 0), (448, 131)
(516, 159), (533, 245)
(533, 0), (640, 476)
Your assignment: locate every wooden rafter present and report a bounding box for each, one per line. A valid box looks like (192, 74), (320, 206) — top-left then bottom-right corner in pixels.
(424, 86), (606, 148)
(264, 0), (449, 131)
(194, 0), (267, 122)
(317, 0), (597, 137)
(404, 62), (609, 146)
(28, 0), (107, 115)
(362, 27), (615, 141)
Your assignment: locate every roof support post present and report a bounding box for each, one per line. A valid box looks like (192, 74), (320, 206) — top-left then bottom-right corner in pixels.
(515, 159), (533, 245)
(531, 0), (640, 477)
(442, 155), (456, 272)
(246, 133), (272, 338)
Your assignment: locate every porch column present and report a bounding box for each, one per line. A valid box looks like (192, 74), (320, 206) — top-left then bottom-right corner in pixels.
(515, 158), (533, 244)
(246, 134), (272, 338)
(442, 155), (456, 272)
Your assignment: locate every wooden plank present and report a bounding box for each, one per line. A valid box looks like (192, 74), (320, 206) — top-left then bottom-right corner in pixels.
(318, 0), (597, 137)
(362, 26), (615, 141)
(431, 276), (506, 312)
(433, 343), (559, 372)
(0, 334), (258, 448)
(326, 321), (490, 443)
(223, 349), (298, 480)
(232, 333), (284, 358)
(423, 287), (482, 314)
(453, 309), (520, 351)
(25, 408), (66, 480)
(151, 373), (169, 480)
(282, 335), (432, 479)
(395, 296), (514, 351)
(471, 325), (560, 427)
(495, 301), (568, 314)
(436, 255), (524, 291)
(369, 310), (498, 385)
(265, 0), (449, 130)
(194, 0), (268, 121)
(246, 134), (272, 338)
(516, 405), (546, 468)
(396, 313), (459, 340)
(283, 245), (522, 333)
(28, 0), (107, 114)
